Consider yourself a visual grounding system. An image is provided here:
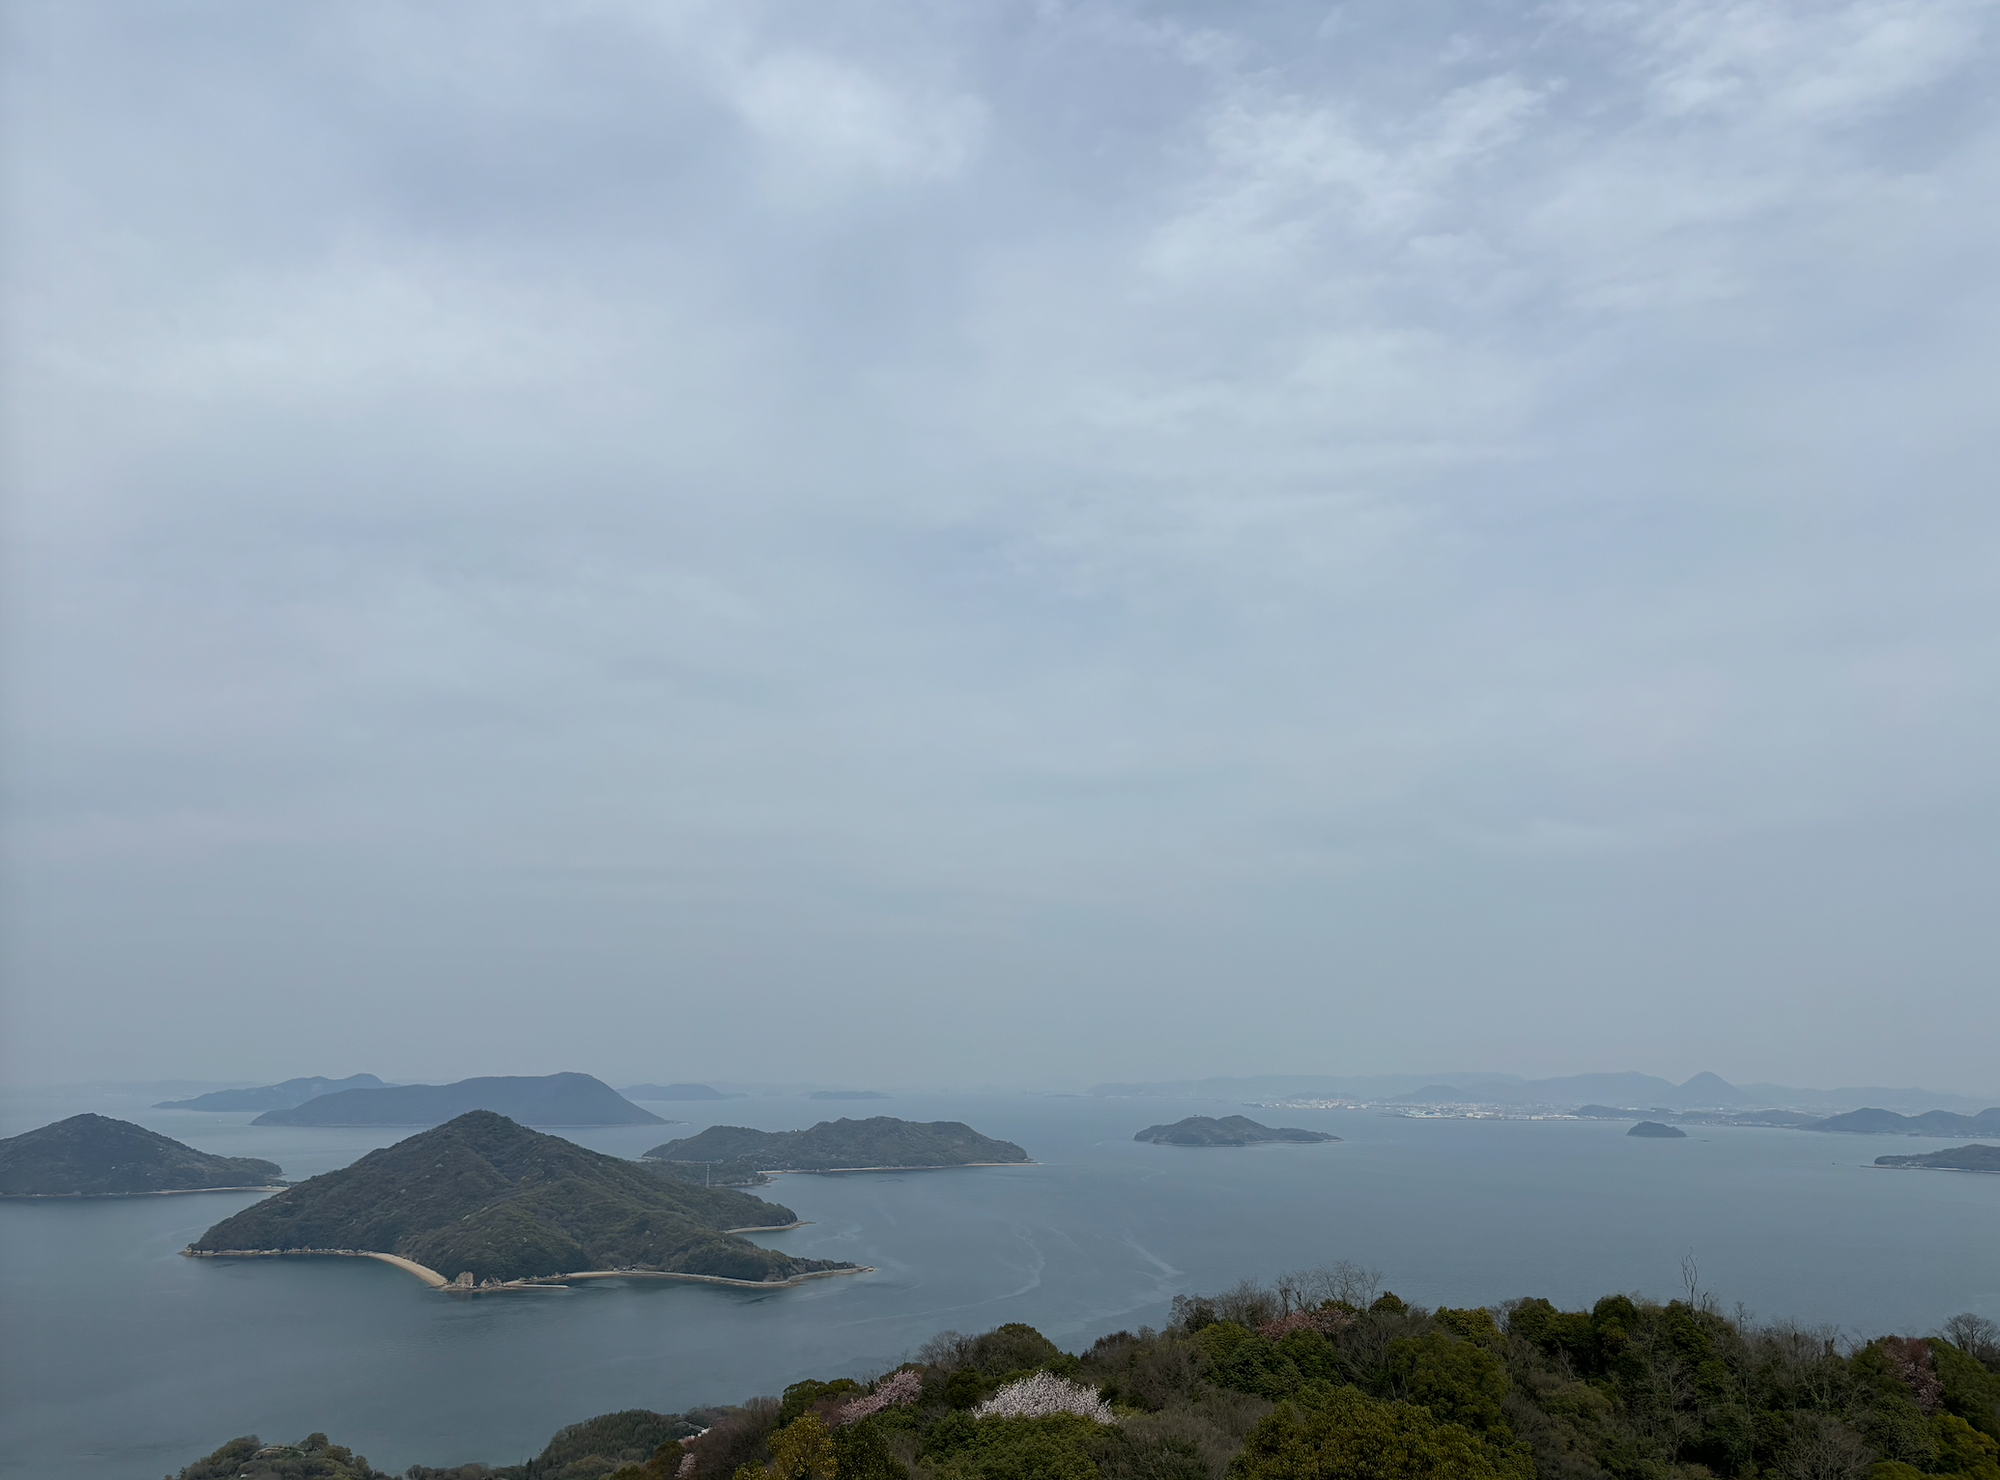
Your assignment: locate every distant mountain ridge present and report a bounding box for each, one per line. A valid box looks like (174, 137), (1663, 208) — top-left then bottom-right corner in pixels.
(620, 1084), (738, 1101)
(252, 1073), (663, 1127)
(1089, 1071), (1994, 1114)
(1806, 1107), (2000, 1137)
(646, 1117), (1029, 1171)
(190, 1111), (848, 1285)
(156, 1075), (385, 1112)
(0, 1114), (283, 1196)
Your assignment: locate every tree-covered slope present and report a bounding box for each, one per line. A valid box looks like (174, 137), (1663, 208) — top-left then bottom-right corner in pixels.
(191, 1112), (850, 1283)
(644, 1117), (1029, 1171)
(253, 1073), (664, 1127)
(171, 1274), (2000, 1480)
(0, 1114), (283, 1195)
(1133, 1115), (1340, 1146)
(1877, 1143), (2000, 1172)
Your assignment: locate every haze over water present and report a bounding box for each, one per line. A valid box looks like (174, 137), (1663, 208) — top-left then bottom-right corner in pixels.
(2, 1089), (1993, 1480)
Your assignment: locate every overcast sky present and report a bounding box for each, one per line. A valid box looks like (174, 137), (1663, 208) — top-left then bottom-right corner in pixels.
(3, 0), (1996, 1094)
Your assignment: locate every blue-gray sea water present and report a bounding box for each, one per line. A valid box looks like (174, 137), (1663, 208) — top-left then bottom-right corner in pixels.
(1, 1090), (1994, 1480)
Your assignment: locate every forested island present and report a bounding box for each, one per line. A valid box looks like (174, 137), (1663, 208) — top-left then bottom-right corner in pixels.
(1876, 1144), (2000, 1173)
(1626, 1121), (1687, 1138)
(0, 1114), (283, 1196)
(187, 1111), (857, 1286)
(156, 1074), (385, 1111)
(252, 1073), (665, 1127)
(646, 1118), (1029, 1172)
(1133, 1116), (1340, 1146)
(166, 1266), (2000, 1480)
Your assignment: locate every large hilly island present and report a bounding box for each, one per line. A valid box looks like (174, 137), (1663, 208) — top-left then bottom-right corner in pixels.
(0, 1114), (283, 1196)
(157, 1074), (385, 1112)
(645, 1117), (1029, 1171)
(1875, 1143), (2000, 1172)
(191, 1111), (856, 1286)
(1807, 1106), (2000, 1136)
(252, 1073), (664, 1127)
(1134, 1115), (1340, 1146)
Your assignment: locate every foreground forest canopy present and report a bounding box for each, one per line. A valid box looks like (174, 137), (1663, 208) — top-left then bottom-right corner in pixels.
(170, 1265), (2000, 1480)
(190, 1112), (849, 1285)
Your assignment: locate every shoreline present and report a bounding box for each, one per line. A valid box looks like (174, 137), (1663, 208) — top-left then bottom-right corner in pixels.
(763, 1160), (1034, 1174)
(183, 1246), (874, 1292)
(3, 1185), (286, 1200)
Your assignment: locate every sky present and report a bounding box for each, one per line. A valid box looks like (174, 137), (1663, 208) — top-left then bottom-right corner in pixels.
(2, 0), (1997, 1094)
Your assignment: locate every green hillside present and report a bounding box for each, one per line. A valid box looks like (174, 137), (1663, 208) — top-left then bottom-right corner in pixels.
(0, 1114), (283, 1196)
(190, 1111), (851, 1284)
(645, 1117), (1029, 1171)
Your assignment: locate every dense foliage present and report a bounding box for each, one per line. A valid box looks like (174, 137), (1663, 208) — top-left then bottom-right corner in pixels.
(0, 1113), (283, 1196)
(644, 1118), (1029, 1172)
(190, 1112), (848, 1284)
(168, 1432), (392, 1480)
(169, 1270), (2000, 1480)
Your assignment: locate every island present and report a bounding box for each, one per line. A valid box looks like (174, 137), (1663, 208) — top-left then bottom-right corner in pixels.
(0, 1114), (284, 1196)
(1133, 1115), (1340, 1146)
(156, 1074), (386, 1111)
(250, 1072), (665, 1127)
(645, 1116), (1029, 1172)
(810, 1090), (891, 1100)
(187, 1111), (862, 1288)
(622, 1083), (739, 1101)
(1805, 1106), (2000, 1136)
(1627, 1121), (1687, 1138)
(1875, 1143), (2000, 1173)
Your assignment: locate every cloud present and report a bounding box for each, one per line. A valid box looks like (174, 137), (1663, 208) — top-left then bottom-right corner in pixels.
(2, 0), (1997, 1089)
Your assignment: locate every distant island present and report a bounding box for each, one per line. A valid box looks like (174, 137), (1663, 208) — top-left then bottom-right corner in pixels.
(251, 1073), (664, 1127)
(809, 1090), (890, 1100)
(646, 1117), (1029, 1171)
(1808, 1106), (2000, 1137)
(188, 1111), (860, 1288)
(1133, 1115), (1340, 1146)
(0, 1114), (283, 1196)
(621, 1083), (740, 1101)
(1627, 1121), (1687, 1139)
(155, 1074), (385, 1112)
(1875, 1143), (2000, 1173)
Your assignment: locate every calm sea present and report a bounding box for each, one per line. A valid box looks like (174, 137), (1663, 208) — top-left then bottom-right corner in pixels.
(1, 1090), (1994, 1480)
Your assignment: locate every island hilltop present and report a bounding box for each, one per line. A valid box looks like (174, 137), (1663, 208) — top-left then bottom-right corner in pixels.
(0, 1114), (284, 1196)
(251, 1072), (665, 1127)
(1133, 1115), (1340, 1146)
(646, 1117), (1029, 1172)
(189, 1111), (858, 1287)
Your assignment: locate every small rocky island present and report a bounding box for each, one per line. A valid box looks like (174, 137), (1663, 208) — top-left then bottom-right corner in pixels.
(251, 1072), (665, 1127)
(189, 1111), (860, 1288)
(1875, 1143), (2000, 1172)
(1627, 1121), (1687, 1138)
(0, 1114), (283, 1196)
(646, 1117), (1029, 1172)
(1133, 1115), (1340, 1146)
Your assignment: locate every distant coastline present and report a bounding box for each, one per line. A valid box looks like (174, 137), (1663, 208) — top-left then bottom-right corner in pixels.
(2, 1184), (286, 1199)
(183, 1246), (874, 1292)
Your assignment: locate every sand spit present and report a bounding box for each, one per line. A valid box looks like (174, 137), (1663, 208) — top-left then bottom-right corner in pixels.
(3, 1185), (287, 1199)
(183, 1246), (873, 1293)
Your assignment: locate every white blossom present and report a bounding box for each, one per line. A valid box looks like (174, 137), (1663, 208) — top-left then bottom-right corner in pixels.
(971, 1372), (1116, 1424)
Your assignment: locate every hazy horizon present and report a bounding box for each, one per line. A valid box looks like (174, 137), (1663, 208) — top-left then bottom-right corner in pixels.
(5, 0), (1998, 1093)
